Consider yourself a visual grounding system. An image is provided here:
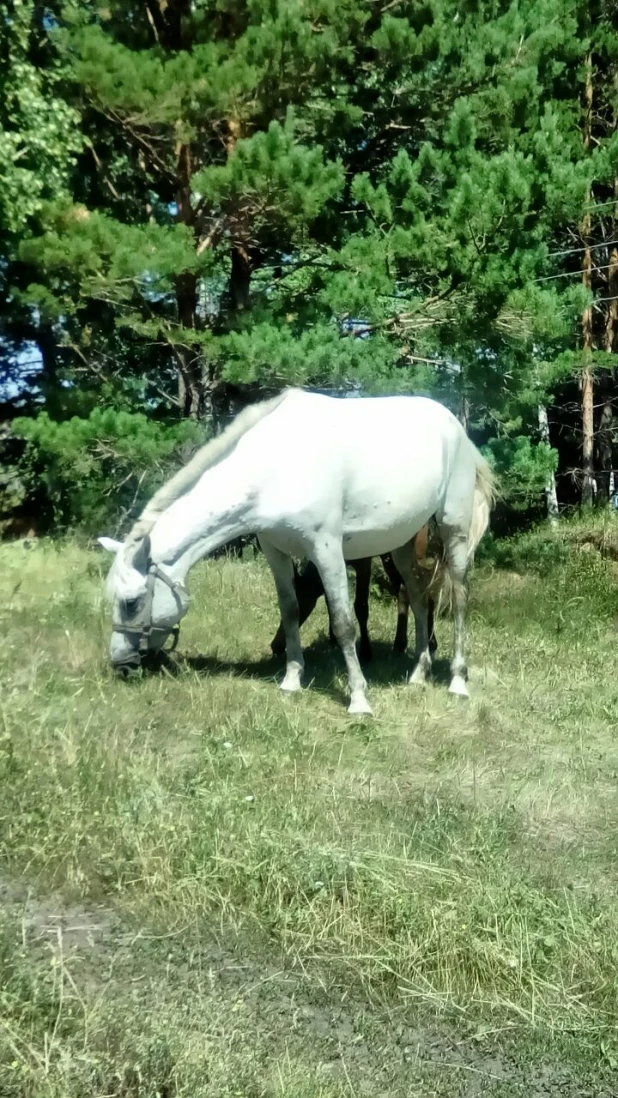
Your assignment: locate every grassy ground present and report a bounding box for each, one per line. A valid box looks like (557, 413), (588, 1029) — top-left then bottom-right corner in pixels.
(2, 520), (618, 1096)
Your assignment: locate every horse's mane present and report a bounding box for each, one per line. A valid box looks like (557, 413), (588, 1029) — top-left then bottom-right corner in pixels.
(125, 389), (292, 548)
(107, 389), (293, 601)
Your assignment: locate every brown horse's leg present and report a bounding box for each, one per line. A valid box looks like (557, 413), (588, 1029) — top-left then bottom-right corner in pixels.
(381, 553), (409, 653)
(391, 540), (433, 685)
(394, 583), (409, 652)
(428, 596), (437, 654)
(270, 560), (325, 654)
(352, 559), (372, 662)
(380, 552), (401, 595)
(382, 525), (438, 657)
(414, 526), (438, 655)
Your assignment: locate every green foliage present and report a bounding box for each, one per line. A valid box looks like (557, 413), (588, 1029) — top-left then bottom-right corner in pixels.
(194, 118), (345, 239)
(0, 1), (82, 237)
(13, 410), (202, 533)
(2, 0), (618, 523)
(481, 526), (570, 574)
(485, 436), (558, 510)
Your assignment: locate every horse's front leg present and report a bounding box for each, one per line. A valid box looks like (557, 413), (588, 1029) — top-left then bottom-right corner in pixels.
(312, 539), (371, 715)
(260, 539), (304, 693)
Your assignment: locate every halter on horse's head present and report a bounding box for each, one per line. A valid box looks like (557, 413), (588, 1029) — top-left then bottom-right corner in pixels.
(99, 536), (188, 673)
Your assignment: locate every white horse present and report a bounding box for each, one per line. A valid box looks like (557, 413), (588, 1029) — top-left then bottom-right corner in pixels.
(99, 389), (495, 714)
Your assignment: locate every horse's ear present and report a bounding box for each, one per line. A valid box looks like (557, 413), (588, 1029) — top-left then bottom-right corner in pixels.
(98, 536), (123, 554)
(132, 534), (151, 572)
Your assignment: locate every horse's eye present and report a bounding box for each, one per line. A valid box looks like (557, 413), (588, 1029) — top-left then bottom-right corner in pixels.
(125, 598), (140, 617)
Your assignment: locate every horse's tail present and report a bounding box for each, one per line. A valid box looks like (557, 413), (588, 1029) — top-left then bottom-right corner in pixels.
(467, 449), (497, 561)
(431, 446), (497, 615)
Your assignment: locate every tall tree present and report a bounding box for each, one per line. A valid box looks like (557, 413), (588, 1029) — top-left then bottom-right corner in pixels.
(0, 0), (81, 400)
(5, 0), (618, 530)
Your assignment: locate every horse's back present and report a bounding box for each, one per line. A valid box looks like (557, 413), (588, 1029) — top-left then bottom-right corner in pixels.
(249, 390), (463, 469)
(243, 391), (476, 557)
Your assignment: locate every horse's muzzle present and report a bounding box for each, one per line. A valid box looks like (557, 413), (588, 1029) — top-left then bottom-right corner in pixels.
(113, 657), (142, 679)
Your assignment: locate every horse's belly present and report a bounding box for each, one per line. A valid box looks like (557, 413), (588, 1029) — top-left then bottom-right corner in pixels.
(342, 519), (429, 560)
(340, 470), (441, 558)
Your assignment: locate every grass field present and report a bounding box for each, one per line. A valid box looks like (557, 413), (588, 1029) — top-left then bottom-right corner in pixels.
(2, 522), (618, 1097)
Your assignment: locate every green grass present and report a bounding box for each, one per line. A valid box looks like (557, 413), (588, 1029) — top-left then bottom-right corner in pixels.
(2, 524), (618, 1096)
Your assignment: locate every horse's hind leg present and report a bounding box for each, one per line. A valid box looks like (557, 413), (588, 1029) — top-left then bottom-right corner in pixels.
(438, 528), (469, 697)
(391, 542), (432, 685)
(260, 538), (304, 693)
(312, 538), (371, 715)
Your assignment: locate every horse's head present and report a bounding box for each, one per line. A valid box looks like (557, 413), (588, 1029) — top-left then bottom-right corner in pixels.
(99, 534), (190, 674)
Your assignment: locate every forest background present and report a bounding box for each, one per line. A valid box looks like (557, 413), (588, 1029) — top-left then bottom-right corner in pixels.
(2, 0), (618, 536)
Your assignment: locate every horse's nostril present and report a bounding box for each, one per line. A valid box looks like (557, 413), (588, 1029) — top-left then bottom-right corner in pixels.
(114, 662), (140, 680)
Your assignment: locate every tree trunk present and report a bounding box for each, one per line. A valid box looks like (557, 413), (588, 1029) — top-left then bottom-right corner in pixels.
(230, 244), (252, 311)
(175, 269), (204, 419)
(225, 119), (260, 316)
(604, 244), (618, 354)
(537, 404), (559, 525)
(599, 178), (618, 502)
(207, 118), (262, 426)
(458, 380), (470, 432)
(165, 0), (210, 418)
(597, 395), (613, 502)
(174, 133), (208, 418)
(580, 52), (595, 506)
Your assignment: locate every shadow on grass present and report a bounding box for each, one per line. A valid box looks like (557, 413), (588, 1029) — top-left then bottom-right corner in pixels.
(152, 636), (454, 701)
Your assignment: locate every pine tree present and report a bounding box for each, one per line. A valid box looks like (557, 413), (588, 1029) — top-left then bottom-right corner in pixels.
(0, 0), (82, 399)
(6, 0), (618, 529)
(24, 0), (362, 416)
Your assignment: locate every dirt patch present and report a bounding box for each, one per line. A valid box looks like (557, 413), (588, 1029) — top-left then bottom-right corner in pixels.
(0, 875), (118, 953)
(1, 873), (615, 1097)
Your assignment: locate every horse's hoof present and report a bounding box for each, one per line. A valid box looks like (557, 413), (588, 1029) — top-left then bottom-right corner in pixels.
(348, 697), (372, 716)
(280, 677), (302, 694)
(448, 675), (469, 698)
(408, 666), (429, 686)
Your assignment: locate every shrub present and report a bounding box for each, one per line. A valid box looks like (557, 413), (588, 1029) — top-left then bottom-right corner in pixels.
(13, 409), (203, 534)
(484, 435), (557, 511)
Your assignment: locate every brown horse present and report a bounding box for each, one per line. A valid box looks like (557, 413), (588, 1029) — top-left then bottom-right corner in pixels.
(270, 528), (437, 663)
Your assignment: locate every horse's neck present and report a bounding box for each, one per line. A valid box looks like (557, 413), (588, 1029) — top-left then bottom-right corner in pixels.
(150, 457), (254, 577)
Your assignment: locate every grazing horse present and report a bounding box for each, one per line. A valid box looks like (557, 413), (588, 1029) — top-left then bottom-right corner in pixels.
(99, 389), (495, 714)
(269, 536), (438, 662)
